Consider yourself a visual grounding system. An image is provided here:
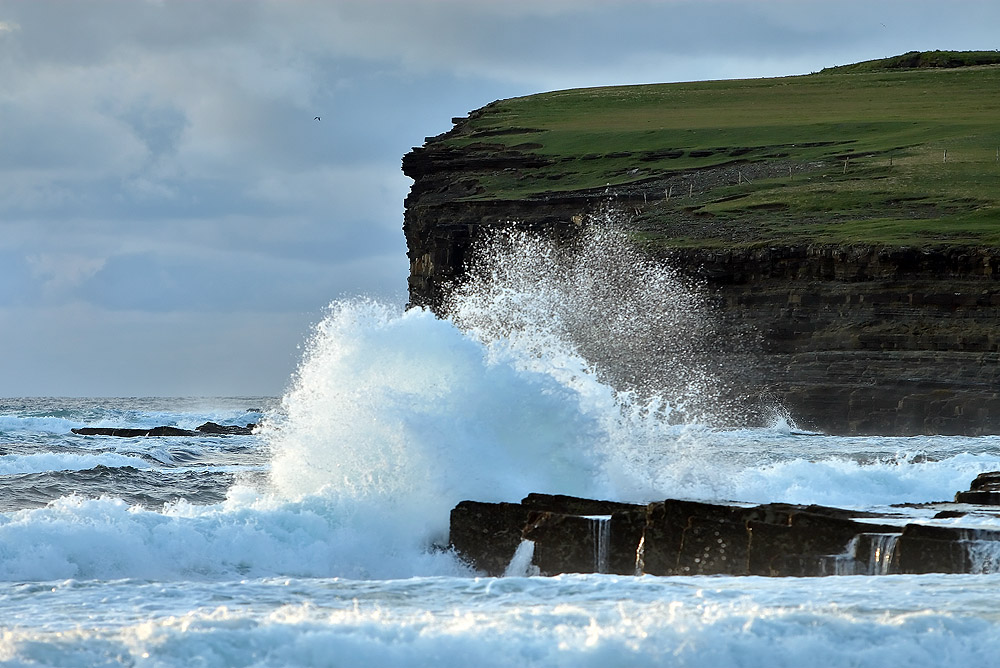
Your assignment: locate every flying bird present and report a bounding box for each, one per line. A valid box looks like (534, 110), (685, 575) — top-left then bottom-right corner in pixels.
(314, 116), (321, 121)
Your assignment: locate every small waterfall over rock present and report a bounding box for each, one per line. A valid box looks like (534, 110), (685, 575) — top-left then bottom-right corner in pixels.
(831, 533), (902, 575)
(962, 530), (1000, 574)
(831, 537), (861, 576)
(503, 540), (540, 577)
(588, 515), (612, 574)
(634, 534), (646, 576)
(868, 534), (900, 575)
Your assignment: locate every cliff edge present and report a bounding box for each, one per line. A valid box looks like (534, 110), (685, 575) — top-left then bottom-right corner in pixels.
(402, 53), (1000, 436)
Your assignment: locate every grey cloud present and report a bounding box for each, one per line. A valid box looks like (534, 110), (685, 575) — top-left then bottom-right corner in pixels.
(260, 0), (1000, 88)
(0, 0), (995, 396)
(0, 1), (262, 66)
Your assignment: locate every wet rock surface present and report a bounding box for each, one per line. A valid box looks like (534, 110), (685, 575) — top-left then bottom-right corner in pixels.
(193, 421), (256, 435)
(451, 477), (1000, 577)
(955, 470), (1000, 504)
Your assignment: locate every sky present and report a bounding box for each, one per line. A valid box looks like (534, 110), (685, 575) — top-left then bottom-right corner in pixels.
(0, 0), (997, 397)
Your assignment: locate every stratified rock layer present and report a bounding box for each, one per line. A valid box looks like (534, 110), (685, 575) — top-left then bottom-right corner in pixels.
(450, 487), (1000, 577)
(670, 245), (1000, 435)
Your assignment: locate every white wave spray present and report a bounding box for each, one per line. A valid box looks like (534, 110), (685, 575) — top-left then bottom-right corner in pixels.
(256, 221), (1000, 578)
(443, 223), (730, 423)
(262, 223), (754, 575)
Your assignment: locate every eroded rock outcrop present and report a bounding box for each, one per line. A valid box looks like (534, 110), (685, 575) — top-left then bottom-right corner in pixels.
(955, 471), (1000, 504)
(450, 483), (1000, 577)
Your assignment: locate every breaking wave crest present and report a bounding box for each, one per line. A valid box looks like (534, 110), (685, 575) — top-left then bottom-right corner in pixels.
(261, 222), (748, 573)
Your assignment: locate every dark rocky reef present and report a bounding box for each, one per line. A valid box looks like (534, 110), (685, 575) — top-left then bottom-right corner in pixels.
(403, 120), (1000, 436)
(451, 479), (1000, 577)
(71, 422), (255, 437)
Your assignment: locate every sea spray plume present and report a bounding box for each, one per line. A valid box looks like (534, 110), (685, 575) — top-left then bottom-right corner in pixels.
(264, 300), (636, 573)
(442, 219), (730, 426)
(261, 229), (766, 576)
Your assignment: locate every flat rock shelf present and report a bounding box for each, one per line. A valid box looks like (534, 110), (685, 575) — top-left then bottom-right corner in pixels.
(452, 477), (1000, 577)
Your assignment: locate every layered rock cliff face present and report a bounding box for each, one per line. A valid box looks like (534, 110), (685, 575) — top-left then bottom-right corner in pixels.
(402, 122), (1000, 437)
(671, 245), (1000, 435)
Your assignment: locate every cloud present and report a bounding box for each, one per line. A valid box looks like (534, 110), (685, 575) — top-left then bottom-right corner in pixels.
(252, 0), (1000, 89)
(1, 0), (998, 396)
(26, 253), (107, 295)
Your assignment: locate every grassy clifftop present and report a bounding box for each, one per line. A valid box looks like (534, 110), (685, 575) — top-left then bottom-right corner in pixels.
(434, 52), (1000, 248)
(820, 50), (1000, 73)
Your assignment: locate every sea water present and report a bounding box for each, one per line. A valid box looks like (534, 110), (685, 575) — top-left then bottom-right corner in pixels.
(4, 228), (1000, 666)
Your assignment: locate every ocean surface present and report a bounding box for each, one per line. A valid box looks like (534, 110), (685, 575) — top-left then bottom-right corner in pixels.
(5, 228), (1000, 666)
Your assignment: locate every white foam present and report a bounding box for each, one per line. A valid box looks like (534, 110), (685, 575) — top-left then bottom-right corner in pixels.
(0, 415), (83, 434)
(715, 450), (998, 508)
(0, 490), (463, 581)
(3, 296), (997, 583)
(4, 575), (1000, 668)
(265, 301), (623, 570)
(0, 452), (152, 476)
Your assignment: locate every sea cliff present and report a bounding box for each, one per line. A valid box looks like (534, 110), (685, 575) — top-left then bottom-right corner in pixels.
(402, 57), (1000, 436)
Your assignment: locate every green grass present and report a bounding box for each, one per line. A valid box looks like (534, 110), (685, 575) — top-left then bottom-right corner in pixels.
(437, 54), (1000, 247)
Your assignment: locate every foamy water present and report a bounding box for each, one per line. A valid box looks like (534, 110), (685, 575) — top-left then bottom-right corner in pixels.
(3, 226), (1000, 666)
(5, 574), (1000, 668)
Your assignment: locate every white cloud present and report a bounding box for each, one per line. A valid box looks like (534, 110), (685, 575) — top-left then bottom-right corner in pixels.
(26, 253), (107, 294)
